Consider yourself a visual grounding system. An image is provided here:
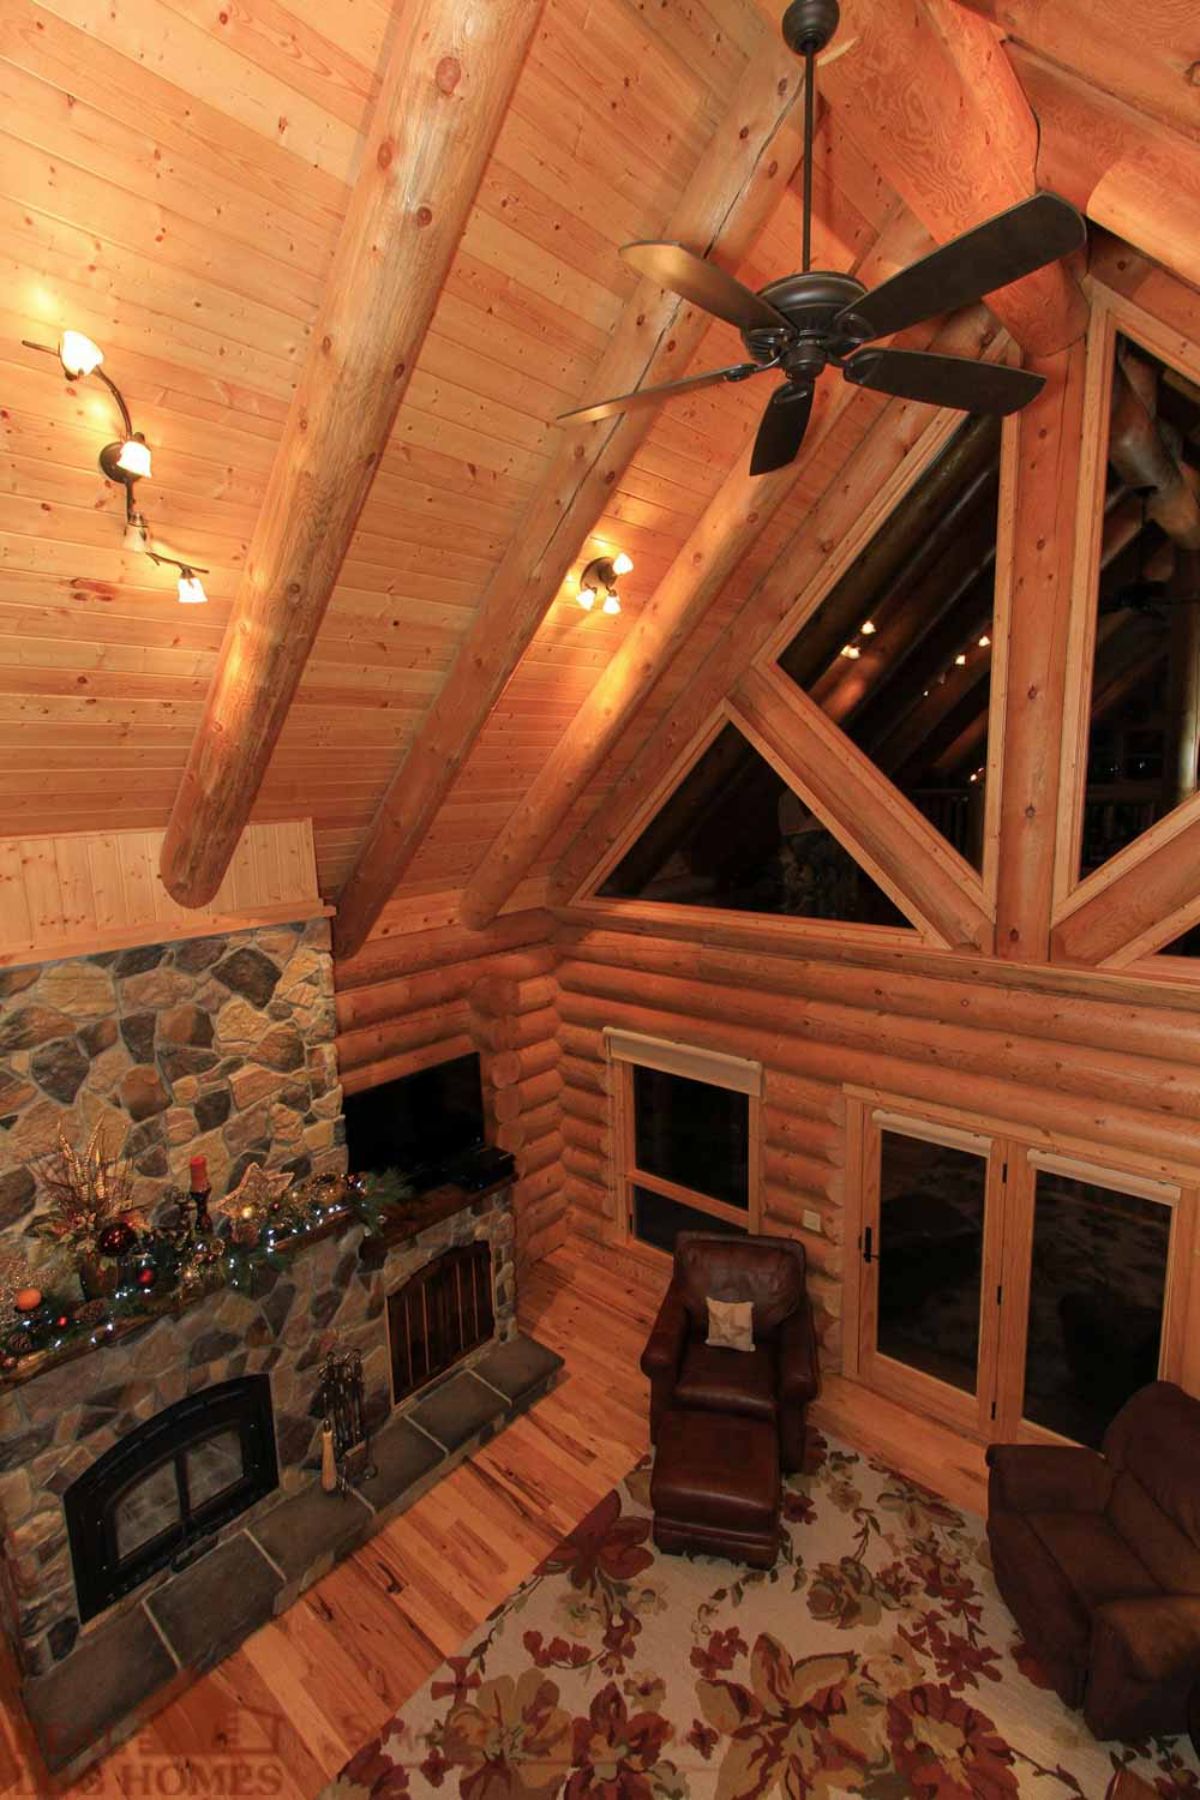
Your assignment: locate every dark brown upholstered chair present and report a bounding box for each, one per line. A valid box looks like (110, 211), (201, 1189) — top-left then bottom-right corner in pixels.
(988, 1381), (1200, 1741)
(640, 1231), (820, 1474)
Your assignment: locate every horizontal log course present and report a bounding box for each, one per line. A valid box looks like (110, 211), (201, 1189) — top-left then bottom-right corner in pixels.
(335, 913), (554, 990)
(470, 973), (559, 1018)
(563, 1172), (612, 1221)
(518, 1130), (563, 1179)
(557, 991), (1200, 1172)
(561, 1081), (610, 1125)
(494, 1098), (560, 1153)
(558, 932), (1200, 1064)
(763, 1185), (844, 1246)
(563, 1141), (606, 1185)
(489, 1067), (564, 1122)
(760, 1213), (841, 1280)
(764, 1071), (846, 1123)
(763, 1144), (843, 1202)
(762, 1109), (843, 1163)
(470, 1004), (560, 1055)
(561, 1054), (608, 1098)
(336, 1002), (470, 1073)
(556, 960), (1200, 1121)
(335, 961), (483, 1033)
(561, 1113), (610, 1159)
(513, 1160), (563, 1212)
(559, 1021), (607, 1062)
(339, 1032), (476, 1097)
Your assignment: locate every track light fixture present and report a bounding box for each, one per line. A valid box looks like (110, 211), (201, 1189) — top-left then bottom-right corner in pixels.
(22, 331), (206, 605)
(577, 552), (633, 616)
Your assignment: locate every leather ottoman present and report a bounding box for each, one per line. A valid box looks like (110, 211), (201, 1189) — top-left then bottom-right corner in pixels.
(650, 1408), (781, 1568)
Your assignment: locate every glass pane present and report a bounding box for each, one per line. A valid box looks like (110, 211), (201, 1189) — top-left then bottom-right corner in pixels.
(1078, 335), (1200, 882)
(114, 1460), (180, 1562)
(633, 1066), (748, 1208)
(632, 1184), (745, 1256)
(1024, 1172), (1170, 1447)
(876, 1130), (986, 1396)
(777, 416), (1002, 869)
(599, 722), (908, 926)
(184, 1428), (244, 1511)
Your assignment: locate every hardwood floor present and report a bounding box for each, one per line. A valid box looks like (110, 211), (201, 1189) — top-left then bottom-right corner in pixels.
(0, 1238), (666, 1800)
(0, 1235), (993, 1798)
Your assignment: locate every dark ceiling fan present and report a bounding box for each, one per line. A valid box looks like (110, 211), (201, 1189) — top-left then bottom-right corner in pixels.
(559, 0), (1087, 477)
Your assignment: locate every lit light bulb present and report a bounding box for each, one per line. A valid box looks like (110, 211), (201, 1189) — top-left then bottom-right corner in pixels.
(969, 771), (979, 784)
(123, 510), (149, 552)
(577, 585), (597, 611)
(840, 644), (861, 660)
(860, 619), (877, 636)
(978, 633), (991, 648)
(954, 653), (967, 666)
(601, 591), (621, 616)
(177, 570), (207, 605)
(58, 331), (104, 378)
(116, 435), (152, 479)
(611, 552), (634, 577)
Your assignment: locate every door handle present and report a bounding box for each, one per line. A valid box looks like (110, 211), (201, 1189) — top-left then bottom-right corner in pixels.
(862, 1225), (873, 1265)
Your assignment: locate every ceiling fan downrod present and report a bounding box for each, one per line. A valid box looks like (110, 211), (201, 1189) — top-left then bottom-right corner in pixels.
(781, 1), (839, 275)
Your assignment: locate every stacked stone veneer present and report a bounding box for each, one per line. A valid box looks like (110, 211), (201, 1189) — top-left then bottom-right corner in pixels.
(0, 918), (344, 1246)
(1, 1187), (515, 1679)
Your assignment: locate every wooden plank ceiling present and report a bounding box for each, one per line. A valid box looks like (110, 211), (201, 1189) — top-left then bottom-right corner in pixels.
(2, 0), (1193, 922)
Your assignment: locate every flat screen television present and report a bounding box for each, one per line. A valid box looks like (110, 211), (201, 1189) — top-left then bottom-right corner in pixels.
(343, 1051), (486, 1183)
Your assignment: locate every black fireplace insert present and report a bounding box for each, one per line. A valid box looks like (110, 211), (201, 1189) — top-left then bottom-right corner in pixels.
(64, 1375), (278, 1623)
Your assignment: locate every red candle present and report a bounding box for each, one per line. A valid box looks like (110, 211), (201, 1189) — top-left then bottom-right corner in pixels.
(189, 1155), (208, 1190)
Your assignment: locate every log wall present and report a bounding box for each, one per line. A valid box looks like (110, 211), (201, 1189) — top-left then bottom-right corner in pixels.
(553, 914), (1200, 1366)
(334, 906), (562, 1273)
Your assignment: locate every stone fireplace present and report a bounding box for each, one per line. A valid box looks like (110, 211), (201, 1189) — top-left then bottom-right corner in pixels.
(0, 915), (560, 1780)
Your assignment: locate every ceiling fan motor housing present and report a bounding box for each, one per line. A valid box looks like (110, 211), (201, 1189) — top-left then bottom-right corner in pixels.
(781, 0), (840, 55)
(747, 271), (868, 379)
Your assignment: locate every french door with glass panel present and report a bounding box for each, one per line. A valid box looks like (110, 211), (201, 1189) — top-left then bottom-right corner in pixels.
(850, 1102), (1196, 1448)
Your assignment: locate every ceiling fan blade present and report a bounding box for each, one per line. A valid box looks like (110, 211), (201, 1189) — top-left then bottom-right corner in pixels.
(749, 384), (813, 477)
(621, 241), (790, 336)
(835, 194), (1086, 344)
(843, 348), (1045, 415)
(559, 362), (763, 426)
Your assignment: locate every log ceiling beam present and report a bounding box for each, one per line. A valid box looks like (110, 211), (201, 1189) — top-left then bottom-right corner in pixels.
(730, 664), (992, 949)
(159, 0), (545, 908)
(331, 39), (809, 958)
(550, 301), (1003, 908)
(802, 0), (1088, 355)
(1011, 48), (1200, 296)
(953, 0), (1200, 146)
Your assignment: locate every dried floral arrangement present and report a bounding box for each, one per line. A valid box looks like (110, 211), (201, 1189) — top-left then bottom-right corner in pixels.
(30, 1127), (144, 1254)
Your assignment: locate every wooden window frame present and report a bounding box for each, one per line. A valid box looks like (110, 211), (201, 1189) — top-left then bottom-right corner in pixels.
(1052, 279), (1200, 958)
(844, 1086), (1200, 1444)
(609, 1036), (763, 1258)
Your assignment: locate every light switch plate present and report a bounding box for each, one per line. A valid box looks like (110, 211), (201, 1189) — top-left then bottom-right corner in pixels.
(802, 1208), (822, 1233)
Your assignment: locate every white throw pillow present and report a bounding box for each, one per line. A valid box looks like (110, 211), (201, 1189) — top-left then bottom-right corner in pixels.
(706, 1295), (754, 1353)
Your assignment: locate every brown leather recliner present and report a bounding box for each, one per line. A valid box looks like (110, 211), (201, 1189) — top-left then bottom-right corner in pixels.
(988, 1381), (1200, 1741)
(640, 1231), (820, 1473)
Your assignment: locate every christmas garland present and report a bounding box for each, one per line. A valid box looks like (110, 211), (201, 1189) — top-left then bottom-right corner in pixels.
(0, 1166), (415, 1374)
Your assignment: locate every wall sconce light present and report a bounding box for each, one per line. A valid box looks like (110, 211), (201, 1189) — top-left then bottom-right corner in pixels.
(578, 551), (633, 615)
(23, 331), (205, 605)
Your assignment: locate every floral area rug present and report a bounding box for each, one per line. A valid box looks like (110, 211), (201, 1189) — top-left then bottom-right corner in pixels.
(325, 1431), (1200, 1799)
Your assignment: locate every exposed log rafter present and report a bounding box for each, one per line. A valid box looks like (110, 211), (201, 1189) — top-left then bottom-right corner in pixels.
(333, 38), (811, 957)
(159, 0), (546, 908)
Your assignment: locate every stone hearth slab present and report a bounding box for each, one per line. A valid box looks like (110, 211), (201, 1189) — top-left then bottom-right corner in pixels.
(475, 1335), (563, 1404)
(250, 1481), (372, 1586)
(24, 1601), (179, 1773)
(409, 1370), (508, 1452)
(357, 1414), (444, 1512)
(147, 1532), (283, 1673)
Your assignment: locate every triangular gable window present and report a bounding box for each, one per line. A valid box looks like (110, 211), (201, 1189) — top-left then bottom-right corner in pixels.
(598, 721), (908, 927)
(776, 414), (1001, 870)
